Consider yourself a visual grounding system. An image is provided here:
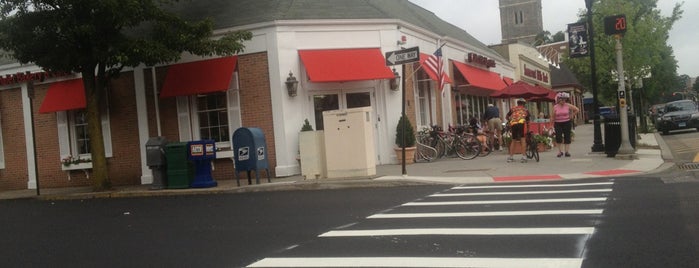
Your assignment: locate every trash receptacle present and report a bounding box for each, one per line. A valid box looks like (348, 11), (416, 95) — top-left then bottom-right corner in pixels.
(603, 115), (637, 157)
(165, 142), (193, 189)
(146, 137), (168, 190)
(232, 127), (270, 186)
(188, 140), (217, 188)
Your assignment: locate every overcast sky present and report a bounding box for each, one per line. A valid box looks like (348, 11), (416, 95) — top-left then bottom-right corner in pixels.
(408, 0), (698, 78)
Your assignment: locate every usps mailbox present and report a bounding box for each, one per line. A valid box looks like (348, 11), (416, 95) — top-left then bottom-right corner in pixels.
(145, 136), (168, 190)
(187, 140), (217, 188)
(232, 127), (271, 186)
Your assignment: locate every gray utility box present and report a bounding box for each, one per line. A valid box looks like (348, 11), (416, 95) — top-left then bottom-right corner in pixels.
(145, 136), (168, 189)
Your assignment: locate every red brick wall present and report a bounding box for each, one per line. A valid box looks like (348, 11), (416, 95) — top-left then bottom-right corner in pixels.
(0, 52), (277, 190)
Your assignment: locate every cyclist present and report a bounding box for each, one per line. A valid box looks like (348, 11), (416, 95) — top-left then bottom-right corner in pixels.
(483, 103), (503, 151)
(506, 98), (530, 163)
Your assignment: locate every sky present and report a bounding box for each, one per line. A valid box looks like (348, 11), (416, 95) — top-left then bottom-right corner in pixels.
(408, 0), (698, 78)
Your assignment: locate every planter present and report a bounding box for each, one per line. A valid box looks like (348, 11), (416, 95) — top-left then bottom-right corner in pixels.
(299, 131), (326, 179)
(537, 143), (549, 152)
(394, 147), (416, 164)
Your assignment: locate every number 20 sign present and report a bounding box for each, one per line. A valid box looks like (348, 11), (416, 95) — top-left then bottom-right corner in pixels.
(604, 15), (627, 35)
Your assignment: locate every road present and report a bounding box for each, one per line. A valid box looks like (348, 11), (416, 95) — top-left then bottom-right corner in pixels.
(3, 176), (698, 267)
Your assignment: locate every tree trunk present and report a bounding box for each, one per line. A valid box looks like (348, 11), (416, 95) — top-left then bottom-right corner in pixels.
(82, 70), (111, 191)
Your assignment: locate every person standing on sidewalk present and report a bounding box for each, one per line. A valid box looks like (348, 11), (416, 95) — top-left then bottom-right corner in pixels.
(506, 98), (530, 162)
(483, 103), (503, 151)
(551, 92), (580, 157)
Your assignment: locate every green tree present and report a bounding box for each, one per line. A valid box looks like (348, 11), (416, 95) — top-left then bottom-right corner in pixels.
(551, 31), (565, 42)
(0, 0), (252, 191)
(563, 0), (683, 107)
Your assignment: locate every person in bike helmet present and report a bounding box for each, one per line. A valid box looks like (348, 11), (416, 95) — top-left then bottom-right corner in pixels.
(551, 92), (580, 157)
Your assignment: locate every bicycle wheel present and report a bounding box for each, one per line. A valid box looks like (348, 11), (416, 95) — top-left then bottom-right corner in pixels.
(526, 141), (540, 162)
(478, 137), (492, 157)
(433, 138), (446, 159)
(456, 135), (480, 160)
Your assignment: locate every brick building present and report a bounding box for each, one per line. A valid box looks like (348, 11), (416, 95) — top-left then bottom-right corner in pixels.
(0, 0), (523, 191)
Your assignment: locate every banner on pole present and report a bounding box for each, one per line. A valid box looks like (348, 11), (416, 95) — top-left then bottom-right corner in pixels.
(568, 22), (589, 58)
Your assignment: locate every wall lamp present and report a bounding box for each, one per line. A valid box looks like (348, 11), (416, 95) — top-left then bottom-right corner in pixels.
(285, 71), (299, 97)
(390, 68), (401, 91)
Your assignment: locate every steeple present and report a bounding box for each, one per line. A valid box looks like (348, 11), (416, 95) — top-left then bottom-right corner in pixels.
(499, 0), (543, 44)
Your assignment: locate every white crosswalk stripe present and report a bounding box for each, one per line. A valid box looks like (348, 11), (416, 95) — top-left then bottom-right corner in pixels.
(246, 179), (615, 268)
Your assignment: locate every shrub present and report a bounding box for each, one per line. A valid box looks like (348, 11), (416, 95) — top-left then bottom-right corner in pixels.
(395, 115), (416, 148)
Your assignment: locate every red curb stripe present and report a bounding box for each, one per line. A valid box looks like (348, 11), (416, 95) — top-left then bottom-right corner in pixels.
(584, 169), (639, 176)
(493, 175), (562, 182)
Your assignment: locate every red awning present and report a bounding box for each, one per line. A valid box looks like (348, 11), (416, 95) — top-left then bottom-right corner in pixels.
(39, 79), (86, 114)
(418, 53), (452, 84)
(503, 77), (514, 86)
(298, 48), (395, 82)
(160, 56), (238, 98)
(452, 61), (506, 91)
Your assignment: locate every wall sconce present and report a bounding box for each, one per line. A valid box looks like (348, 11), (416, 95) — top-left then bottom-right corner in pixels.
(285, 71), (298, 97)
(389, 68), (400, 91)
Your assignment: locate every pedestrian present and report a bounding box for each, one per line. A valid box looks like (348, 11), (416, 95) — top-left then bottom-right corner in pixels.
(468, 116), (488, 152)
(506, 98), (530, 162)
(551, 92), (580, 157)
(483, 103), (503, 150)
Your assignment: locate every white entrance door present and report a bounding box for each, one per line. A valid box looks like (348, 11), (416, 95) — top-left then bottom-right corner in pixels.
(312, 89), (380, 163)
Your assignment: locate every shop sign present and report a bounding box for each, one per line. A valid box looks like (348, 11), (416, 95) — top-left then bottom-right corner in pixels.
(523, 64), (549, 83)
(0, 70), (71, 86)
(467, 52), (496, 68)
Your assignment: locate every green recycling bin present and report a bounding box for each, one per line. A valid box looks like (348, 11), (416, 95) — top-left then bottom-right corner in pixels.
(165, 142), (193, 189)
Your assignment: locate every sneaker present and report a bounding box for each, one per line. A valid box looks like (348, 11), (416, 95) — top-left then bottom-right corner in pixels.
(507, 156), (514, 163)
(520, 157), (527, 163)
(557, 152), (564, 158)
(565, 152), (571, 157)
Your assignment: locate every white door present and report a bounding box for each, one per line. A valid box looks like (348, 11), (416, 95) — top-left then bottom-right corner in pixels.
(312, 88), (380, 162)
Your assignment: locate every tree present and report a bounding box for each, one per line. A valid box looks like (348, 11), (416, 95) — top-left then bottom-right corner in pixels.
(563, 0), (683, 107)
(0, 0), (252, 191)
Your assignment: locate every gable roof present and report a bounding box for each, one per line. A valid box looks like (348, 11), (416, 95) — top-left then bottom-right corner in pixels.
(170, 0), (500, 58)
(551, 63), (582, 89)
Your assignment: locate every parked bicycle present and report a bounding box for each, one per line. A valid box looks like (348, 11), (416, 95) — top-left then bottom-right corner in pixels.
(416, 125), (480, 161)
(525, 130), (540, 162)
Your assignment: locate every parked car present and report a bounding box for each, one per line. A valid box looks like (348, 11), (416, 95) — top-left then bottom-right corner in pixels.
(655, 100), (699, 135)
(599, 106), (617, 119)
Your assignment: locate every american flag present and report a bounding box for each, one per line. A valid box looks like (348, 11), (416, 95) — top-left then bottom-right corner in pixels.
(424, 43), (449, 93)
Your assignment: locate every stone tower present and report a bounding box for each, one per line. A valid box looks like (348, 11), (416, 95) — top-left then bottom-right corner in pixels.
(499, 0), (543, 44)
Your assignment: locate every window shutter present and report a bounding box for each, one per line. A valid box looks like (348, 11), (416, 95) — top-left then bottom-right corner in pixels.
(101, 110), (113, 157)
(227, 73), (242, 138)
(176, 96), (192, 141)
(56, 111), (71, 158)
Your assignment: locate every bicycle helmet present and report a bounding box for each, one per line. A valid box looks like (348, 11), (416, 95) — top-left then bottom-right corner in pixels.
(516, 98), (526, 104)
(556, 92), (570, 101)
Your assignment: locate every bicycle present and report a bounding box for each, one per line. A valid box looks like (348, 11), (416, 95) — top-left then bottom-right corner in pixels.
(427, 125), (480, 160)
(459, 125), (491, 157)
(525, 130), (540, 162)
(415, 129), (438, 162)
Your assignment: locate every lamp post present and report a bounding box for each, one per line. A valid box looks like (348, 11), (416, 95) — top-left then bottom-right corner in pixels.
(586, 0), (605, 152)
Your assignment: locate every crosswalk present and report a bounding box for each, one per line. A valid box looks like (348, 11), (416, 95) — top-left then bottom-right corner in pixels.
(247, 179), (615, 268)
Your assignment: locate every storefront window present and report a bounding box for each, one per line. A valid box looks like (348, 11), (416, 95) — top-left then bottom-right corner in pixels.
(416, 70), (433, 128)
(197, 92), (229, 143)
(346, 92), (371, 108)
(71, 110), (90, 155)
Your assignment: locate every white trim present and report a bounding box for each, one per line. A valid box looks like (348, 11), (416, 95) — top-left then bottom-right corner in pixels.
(21, 84), (37, 189)
(176, 96), (192, 141)
(134, 66), (153, 184)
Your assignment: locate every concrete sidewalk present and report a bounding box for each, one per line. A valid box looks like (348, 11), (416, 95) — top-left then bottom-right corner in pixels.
(0, 123), (672, 201)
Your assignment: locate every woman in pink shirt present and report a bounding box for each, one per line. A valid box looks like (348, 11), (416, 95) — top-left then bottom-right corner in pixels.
(552, 92), (580, 157)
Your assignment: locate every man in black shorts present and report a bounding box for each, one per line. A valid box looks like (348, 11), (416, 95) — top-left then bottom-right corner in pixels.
(506, 98), (530, 162)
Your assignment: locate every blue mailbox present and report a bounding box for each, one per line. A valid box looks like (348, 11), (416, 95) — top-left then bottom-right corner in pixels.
(232, 127), (271, 186)
(187, 140), (217, 188)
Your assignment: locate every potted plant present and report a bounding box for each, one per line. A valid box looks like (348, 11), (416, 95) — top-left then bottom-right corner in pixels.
(394, 115), (416, 164)
(533, 134), (553, 152)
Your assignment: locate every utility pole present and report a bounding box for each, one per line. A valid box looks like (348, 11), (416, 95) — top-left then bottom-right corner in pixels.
(613, 34), (635, 156)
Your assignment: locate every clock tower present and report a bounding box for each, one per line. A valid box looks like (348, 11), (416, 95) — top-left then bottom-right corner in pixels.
(499, 0), (544, 44)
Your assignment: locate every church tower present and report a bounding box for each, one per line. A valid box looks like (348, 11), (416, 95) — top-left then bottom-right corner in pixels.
(499, 0), (543, 44)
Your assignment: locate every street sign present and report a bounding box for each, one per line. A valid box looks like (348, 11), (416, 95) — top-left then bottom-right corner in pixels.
(385, 47), (419, 66)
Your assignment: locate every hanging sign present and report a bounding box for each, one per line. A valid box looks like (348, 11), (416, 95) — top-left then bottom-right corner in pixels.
(567, 22), (589, 58)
